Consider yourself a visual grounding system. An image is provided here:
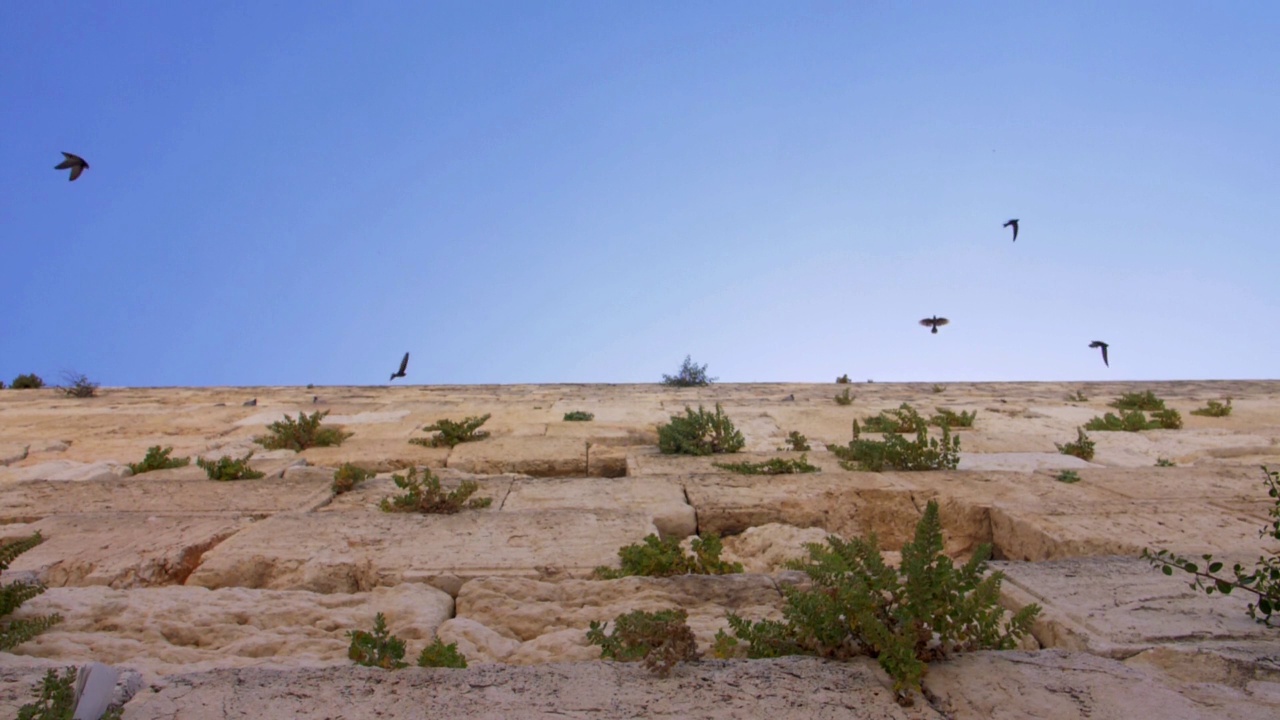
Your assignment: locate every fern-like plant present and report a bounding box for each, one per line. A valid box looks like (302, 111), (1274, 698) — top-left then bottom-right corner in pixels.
(333, 463), (374, 494)
(713, 454), (819, 475)
(412, 414), (492, 448)
(196, 453), (265, 481)
(379, 466), (491, 514)
(1, 533), (62, 652)
(829, 425), (959, 472)
(128, 445), (190, 475)
(593, 533), (742, 579)
(254, 410), (352, 451)
(417, 638), (468, 668)
(715, 500), (1040, 703)
(656, 404), (745, 456)
(348, 612), (408, 669)
(587, 608), (700, 677)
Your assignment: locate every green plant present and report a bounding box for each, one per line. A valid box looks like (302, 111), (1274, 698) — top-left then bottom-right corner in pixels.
(412, 414), (492, 448)
(860, 404), (928, 434)
(1109, 390), (1166, 411)
(783, 430), (811, 451)
(1056, 428), (1095, 461)
(714, 454), (819, 475)
(196, 453), (265, 481)
(1191, 399), (1233, 417)
(834, 388), (853, 406)
(417, 637), (468, 668)
(1, 533), (62, 652)
(563, 410), (595, 422)
(930, 408), (976, 429)
(10, 374), (45, 390)
(128, 445), (190, 475)
(379, 466), (492, 514)
(1084, 408), (1182, 432)
(254, 410), (352, 451)
(715, 500), (1040, 703)
(59, 371), (98, 398)
(1143, 466), (1280, 626)
(1055, 470), (1081, 484)
(829, 425), (959, 472)
(333, 463), (374, 494)
(1152, 408), (1183, 429)
(594, 533), (742, 579)
(15, 666), (124, 720)
(587, 608), (700, 677)
(657, 404), (745, 456)
(660, 355), (715, 387)
(836, 374), (851, 384)
(1067, 389), (1089, 402)
(348, 612), (408, 669)
(931, 384), (945, 394)
(1156, 457), (1177, 467)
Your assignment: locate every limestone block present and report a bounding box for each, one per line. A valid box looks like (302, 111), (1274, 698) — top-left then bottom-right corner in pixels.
(7, 461), (129, 483)
(447, 436), (627, 477)
(319, 470), (514, 514)
(719, 523), (833, 573)
(502, 476), (695, 538)
(433, 618), (521, 664)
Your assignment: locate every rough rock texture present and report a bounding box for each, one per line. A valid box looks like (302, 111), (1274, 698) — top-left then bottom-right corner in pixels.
(501, 475), (696, 538)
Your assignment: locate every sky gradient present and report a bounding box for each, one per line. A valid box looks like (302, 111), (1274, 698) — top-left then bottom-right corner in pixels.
(3, 2), (1277, 386)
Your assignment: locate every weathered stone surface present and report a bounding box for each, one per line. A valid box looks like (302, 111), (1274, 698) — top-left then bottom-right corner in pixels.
(320, 470), (516, 514)
(3, 513), (251, 588)
(9, 583), (451, 678)
(957, 452), (1096, 472)
(0, 663), (143, 719)
(447, 436), (627, 477)
(719, 523), (833, 573)
(502, 476), (696, 538)
(4, 460), (130, 484)
(186, 510), (659, 593)
(120, 658), (934, 720)
(0, 443), (27, 466)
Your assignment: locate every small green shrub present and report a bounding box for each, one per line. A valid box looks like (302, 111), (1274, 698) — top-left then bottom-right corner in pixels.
(1143, 466), (1280, 626)
(1056, 428), (1095, 461)
(931, 384), (946, 394)
(255, 410), (352, 451)
(829, 425), (959, 472)
(657, 404), (745, 456)
(715, 500), (1040, 702)
(1152, 408), (1183, 429)
(59, 371), (98, 398)
(333, 463), (374, 494)
(1084, 408), (1182, 432)
(379, 466), (491, 514)
(417, 638), (468, 668)
(1156, 458), (1177, 467)
(594, 533), (742, 579)
(860, 403), (928, 433)
(661, 355), (715, 387)
(930, 408), (976, 429)
(196, 453), (265, 481)
(1109, 390), (1166, 411)
(835, 374), (851, 384)
(1067, 389), (1089, 402)
(1055, 470), (1081, 484)
(348, 613), (408, 669)
(783, 430), (811, 451)
(1191, 399), (1233, 417)
(714, 454), (819, 475)
(563, 410), (595, 422)
(834, 388), (853, 406)
(1, 533), (62, 652)
(16, 667), (124, 720)
(412, 414), (492, 448)
(128, 445), (190, 474)
(10, 374), (44, 390)
(587, 608), (700, 677)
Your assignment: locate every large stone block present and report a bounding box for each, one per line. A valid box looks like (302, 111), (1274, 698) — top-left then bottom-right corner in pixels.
(501, 476), (695, 538)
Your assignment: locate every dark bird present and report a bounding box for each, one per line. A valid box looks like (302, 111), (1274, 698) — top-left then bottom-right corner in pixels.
(1003, 218), (1019, 242)
(389, 352), (409, 382)
(919, 316), (950, 334)
(54, 152), (89, 181)
(1089, 341), (1110, 367)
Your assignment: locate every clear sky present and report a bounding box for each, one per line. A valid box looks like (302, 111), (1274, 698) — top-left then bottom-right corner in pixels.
(2, 2), (1277, 387)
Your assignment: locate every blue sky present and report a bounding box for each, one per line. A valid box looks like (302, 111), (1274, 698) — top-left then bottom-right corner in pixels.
(2, 2), (1277, 386)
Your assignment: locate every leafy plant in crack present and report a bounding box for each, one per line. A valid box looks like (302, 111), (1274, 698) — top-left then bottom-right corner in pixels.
(196, 453), (265, 481)
(412, 414), (492, 448)
(1084, 408), (1182, 432)
(348, 612), (408, 669)
(593, 533), (742, 579)
(860, 404), (928, 434)
(836, 374), (851, 384)
(333, 463), (374, 494)
(59, 371), (98, 398)
(128, 445), (190, 475)
(254, 410), (352, 451)
(1067, 389), (1089, 402)
(417, 638), (468, 668)
(714, 454), (819, 475)
(1109, 390), (1166, 411)
(1055, 428), (1095, 461)
(834, 388), (853, 406)
(714, 500), (1041, 703)
(1155, 458), (1177, 468)
(783, 431), (811, 452)
(16, 667), (124, 720)
(930, 408), (976, 429)
(587, 608), (700, 677)
(829, 425), (959, 472)
(1191, 399), (1233, 417)
(661, 355), (716, 387)
(1055, 470), (1081, 484)
(379, 466), (492, 514)
(1143, 466), (1280, 626)
(563, 410), (595, 421)
(1, 533), (62, 652)
(656, 404), (745, 456)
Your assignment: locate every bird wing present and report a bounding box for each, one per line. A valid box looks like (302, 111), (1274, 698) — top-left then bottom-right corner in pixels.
(68, 164), (84, 181)
(398, 352), (409, 374)
(919, 318), (935, 327)
(1011, 224), (1018, 241)
(1101, 346), (1109, 367)
(934, 318), (949, 326)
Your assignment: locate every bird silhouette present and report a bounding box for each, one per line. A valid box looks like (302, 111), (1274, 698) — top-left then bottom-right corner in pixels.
(389, 352), (409, 381)
(54, 152), (89, 181)
(1004, 218), (1019, 242)
(919, 316), (950, 334)
(1089, 341), (1109, 367)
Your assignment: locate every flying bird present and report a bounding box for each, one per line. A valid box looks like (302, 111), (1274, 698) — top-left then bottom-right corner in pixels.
(1089, 341), (1110, 367)
(1004, 218), (1019, 242)
(389, 352), (409, 382)
(919, 316), (950, 334)
(54, 152), (89, 181)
